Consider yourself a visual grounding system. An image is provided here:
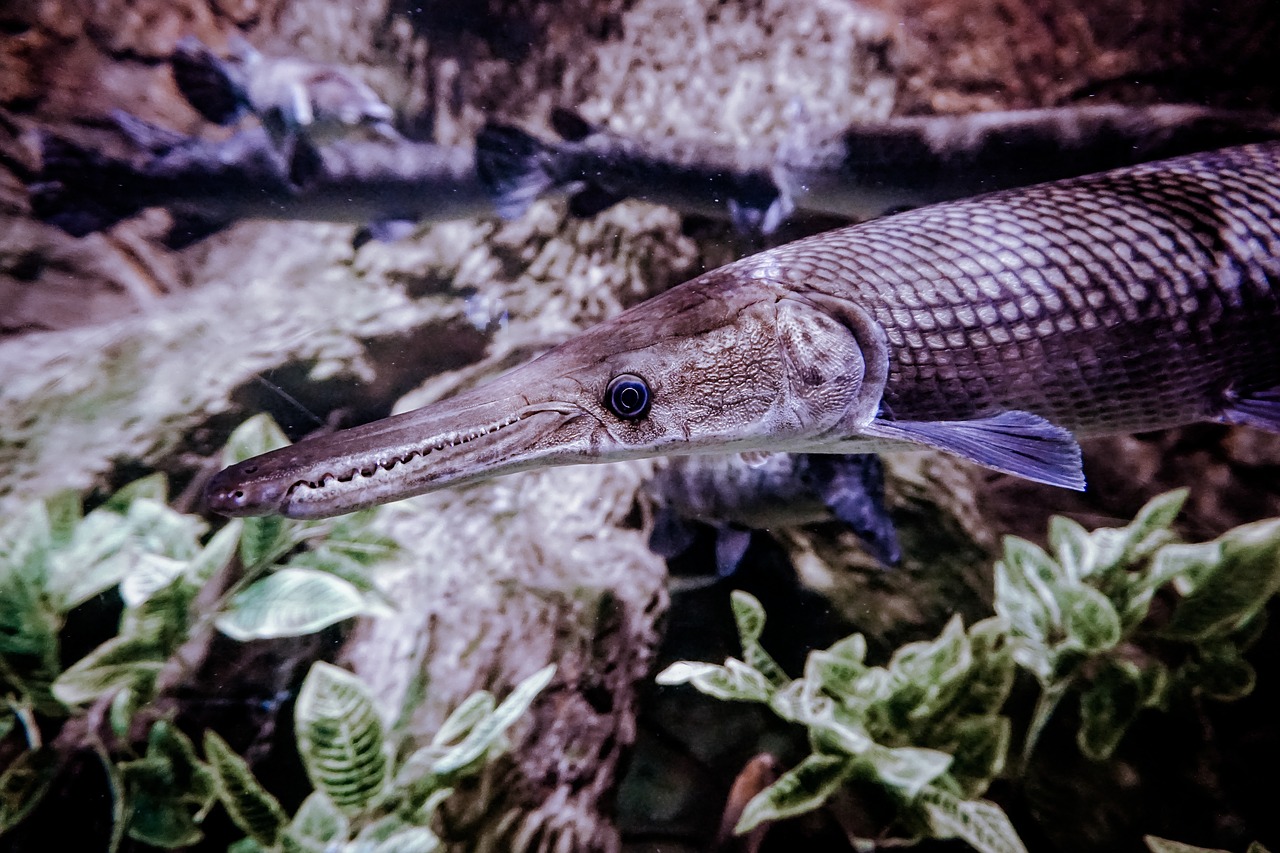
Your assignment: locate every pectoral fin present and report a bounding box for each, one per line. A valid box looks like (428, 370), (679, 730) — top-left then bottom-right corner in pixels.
(861, 410), (1085, 490)
(1219, 387), (1280, 433)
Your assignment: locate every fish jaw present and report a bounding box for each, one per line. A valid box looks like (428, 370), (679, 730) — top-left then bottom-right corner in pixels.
(204, 369), (598, 519)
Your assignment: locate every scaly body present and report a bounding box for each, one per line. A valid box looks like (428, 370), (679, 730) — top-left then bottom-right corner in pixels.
(207, 142), (1280, 519)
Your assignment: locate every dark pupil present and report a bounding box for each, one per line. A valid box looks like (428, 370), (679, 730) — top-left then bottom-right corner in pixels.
(606, 375), (650, 419)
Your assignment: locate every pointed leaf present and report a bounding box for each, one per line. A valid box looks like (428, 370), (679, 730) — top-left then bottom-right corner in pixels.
(204, 730), (288, 847)
(735, 753), (850, 834)
(948, 716), (1011, 798)
(656, 659), (773, 703)
(1049, 515), (1095, 580)
(286, 791), (349, 845)
(120, 553), (188, 608)
(918, 786), (1029, 853)
(53, 635), (164, 707)
(224, 414), (292, 465)
(1162, 519), (1280, 641)
(217, 567), (368, 641)
(295, 663), (389, 815)
(1060, 585), (1122, 654)
(353, 815), (442, 853)
(43, 490), (82, 551)
(1077, 659), (1144, 760)
(864, 745), (952, 798)
(1144, 838), (1232, 853)
(103, 472), (169, 511)
(239, 515), (298, 570)
(187, 520), (243, 584)
(432, 665), (554, 776)
(730, 590), (788, 687)
(431, 690), (496, 746)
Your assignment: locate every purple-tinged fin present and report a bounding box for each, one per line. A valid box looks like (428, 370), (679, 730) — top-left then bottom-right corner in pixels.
(715, 526), (753, 578)
(170, 35), (248, 126)
(475, 122), (562, 219)
(549, 107), (596, 142)
(862, 410), (1086, 491)
(811, 454), (900, 566)
(1220, 387), (1280, 433)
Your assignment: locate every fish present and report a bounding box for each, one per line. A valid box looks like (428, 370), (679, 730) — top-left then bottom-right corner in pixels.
(780, 103), (1280, 220)
(28, 112), (549, 247)
(647, 453), (900, 572)
(205, 142), (1280, 519)
(480, 108), (794, 237)
(170, 36), (397, 147)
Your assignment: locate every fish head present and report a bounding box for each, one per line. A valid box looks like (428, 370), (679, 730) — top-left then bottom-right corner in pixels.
(205, 269), (888, 518)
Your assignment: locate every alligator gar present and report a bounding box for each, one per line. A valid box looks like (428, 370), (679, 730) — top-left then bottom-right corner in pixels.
(206, 141), (1280, 519)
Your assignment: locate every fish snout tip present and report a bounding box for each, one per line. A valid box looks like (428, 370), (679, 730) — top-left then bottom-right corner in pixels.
(204, 465), (285, 517)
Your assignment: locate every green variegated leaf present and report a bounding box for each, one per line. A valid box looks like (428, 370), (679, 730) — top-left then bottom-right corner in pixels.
(110, 685), (149, 740)
(352, 815), (442, 853)
(122, 722), (216, 849)
(735, 753), (850, 834)
(0, 747), (58, 833)
(204, 730), (288, 847)
(187, 520), (243, 584)
(216, 568), (368, 640)
(884, 615), (971, 720)
(124, 498), (205, 561)
(104, 472), (169, 511)
(286, 791), (349, 845)
(1048, 515), (1095, 580)
(1162, 519), (1280, 642)
(947, 716), (1011, 798)
(809, 717), (874, 757)
(1116, 489), (1188, 564)
(729, 590), (788, 687)
(1150, 540), (1222, 598)
(43, 490), (82, 551)
(1060, 585), (1121, 654)
(239, 515), (297, 570)
(120, 553), (188, 607)
(918, 786), (1029, 853)
(994, 551), (1058, 676)
(432, 665), (555, 777)
(656, 659), (773, 703)
(769, 680), (831, 726)
(295, 663), (390, 816)
(53, 635), (163, 707)
(863, 745), (951, 799)
(0, 501), (51, 589)
(964, 618), (1016, 717)
(224, 414), (292, 465)
(431, 690), (496, 746)
(1077, 659), (1144, 760)
(804, 632), (868, 697)
(1144, 837), (1233, 853)
(1181, 643), (1257, 702)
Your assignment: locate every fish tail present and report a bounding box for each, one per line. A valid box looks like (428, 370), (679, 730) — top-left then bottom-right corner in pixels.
(474, 122), (566, 219)
(27, 133), (143, 235)
(171, 35), (249, 125)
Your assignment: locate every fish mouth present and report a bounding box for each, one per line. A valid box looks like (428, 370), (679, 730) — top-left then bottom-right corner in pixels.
(205, 375), (591, 519)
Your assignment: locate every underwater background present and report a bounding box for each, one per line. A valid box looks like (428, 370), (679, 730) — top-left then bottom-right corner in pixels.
(2, 0), (1280, 850)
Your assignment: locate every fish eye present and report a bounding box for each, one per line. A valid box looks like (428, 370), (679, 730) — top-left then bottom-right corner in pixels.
(605, 374), (651, 420)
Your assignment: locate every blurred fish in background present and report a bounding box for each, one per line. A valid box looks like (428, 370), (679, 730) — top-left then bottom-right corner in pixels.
(646, 452), (901, 579)
(170, 35), (399, 148)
